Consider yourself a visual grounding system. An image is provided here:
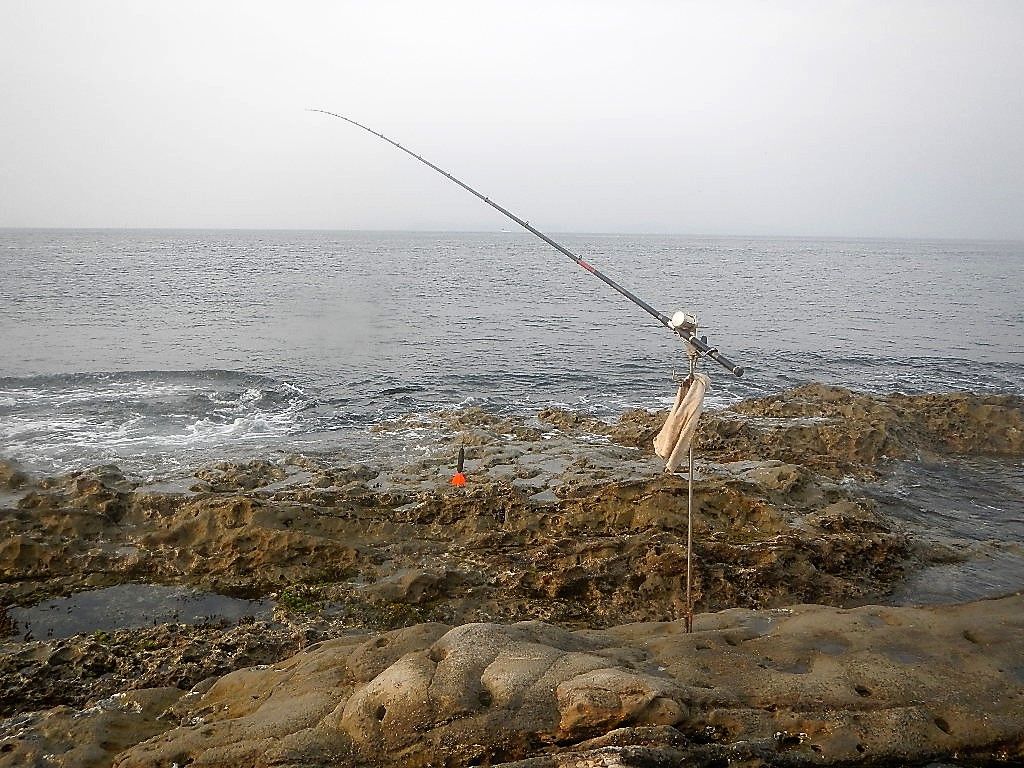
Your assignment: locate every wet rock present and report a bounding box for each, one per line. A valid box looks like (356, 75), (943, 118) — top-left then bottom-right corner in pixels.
(362, 568), (464, 605)
(0, 461), (28, 491)
(20, 464), (134, 523)
(583, 385), (1024, 478)
(0, 619), (315, 718)
(1, 389), (923, 619)
(307, 463), (376, 489)
(609, 408), (665, 448)
(0, 688), (183, 768)
(135, 495), (362, 593)
(191, 459), (288, 493)
(537, 408), (613, 436)
(715, 385), (1024, 475)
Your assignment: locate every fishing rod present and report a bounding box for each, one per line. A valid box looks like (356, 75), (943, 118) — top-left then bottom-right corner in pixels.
(309, 109), (744, 377)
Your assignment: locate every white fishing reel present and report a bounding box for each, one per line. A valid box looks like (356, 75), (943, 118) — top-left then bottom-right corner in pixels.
(668, 310), (698, 334)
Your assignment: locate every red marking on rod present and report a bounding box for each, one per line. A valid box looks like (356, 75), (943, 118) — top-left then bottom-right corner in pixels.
(578, 260), (596, 273)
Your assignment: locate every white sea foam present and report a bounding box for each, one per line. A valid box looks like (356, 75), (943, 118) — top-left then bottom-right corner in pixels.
(0, 372), (313, 478)
(177, 410), (297, 446)
(3, 380), (202, 406)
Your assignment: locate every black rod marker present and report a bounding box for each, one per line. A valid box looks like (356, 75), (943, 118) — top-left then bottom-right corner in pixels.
(309, 109), (744, 377)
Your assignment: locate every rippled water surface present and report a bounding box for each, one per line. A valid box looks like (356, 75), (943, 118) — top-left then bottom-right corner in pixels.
(6, 584), (272, 640)
(1, 229), (1022, 479)
(865, 457), (1024, 605)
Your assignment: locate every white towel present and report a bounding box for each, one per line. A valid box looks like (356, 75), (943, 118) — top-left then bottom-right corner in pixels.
(653, 373), (710, 472)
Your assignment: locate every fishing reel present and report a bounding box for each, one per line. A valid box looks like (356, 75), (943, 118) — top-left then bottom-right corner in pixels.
(669, 310), (698, 334)
(669, 310), (705, 363)
(668, 309), (743, 376)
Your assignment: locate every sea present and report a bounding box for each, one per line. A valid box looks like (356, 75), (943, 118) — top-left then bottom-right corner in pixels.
(2, 229), (1023, 605)
(1, 228), (1021, 479)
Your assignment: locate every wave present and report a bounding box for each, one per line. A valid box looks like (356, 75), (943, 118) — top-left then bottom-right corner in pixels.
(3, 353), (1022, 481)
(0, 369), (317, 478)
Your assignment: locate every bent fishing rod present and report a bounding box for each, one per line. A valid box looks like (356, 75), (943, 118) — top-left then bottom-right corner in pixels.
(309, 109), (744, 377)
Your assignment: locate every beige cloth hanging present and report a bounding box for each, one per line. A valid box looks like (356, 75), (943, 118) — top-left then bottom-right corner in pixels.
(653, 373), (710, 472)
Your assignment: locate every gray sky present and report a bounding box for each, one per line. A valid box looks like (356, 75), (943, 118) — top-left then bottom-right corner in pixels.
(1, 1), (1022, 239)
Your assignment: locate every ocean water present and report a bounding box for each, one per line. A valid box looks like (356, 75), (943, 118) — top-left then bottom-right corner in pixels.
(1, 229), (1022, 480)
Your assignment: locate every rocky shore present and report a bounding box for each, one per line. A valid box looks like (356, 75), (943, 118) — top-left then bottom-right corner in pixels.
(1, 384), (1022, 766)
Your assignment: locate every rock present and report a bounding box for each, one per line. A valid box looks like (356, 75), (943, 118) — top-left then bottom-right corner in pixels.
(555, 667), (686, 737)
(582, 385), (1024, 478)
(10, 387), (991, 625)
(80, 595), (1024, 767)
(2, 384), (1022, 767)
(0, 461), (28, 491)
(537, 408), (613, 436)
(362, 568), (461, 605)
(0, 688), (182, 768)
(20, 464), (134, 523)
(0, 620), (312, 718)
(191, 459), (288, 493)
(717, 385), (1024, 475)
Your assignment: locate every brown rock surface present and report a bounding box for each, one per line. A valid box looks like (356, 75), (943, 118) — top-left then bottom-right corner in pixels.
(0, 620), (314, 718)
(1, 385), (1022, 767)
(2, 388), (940, 617)
(0, 461), (28, 491)
(600, 384), (1024, 477)
(0, 688), (183, 768)
(3, 594), (1007, 768)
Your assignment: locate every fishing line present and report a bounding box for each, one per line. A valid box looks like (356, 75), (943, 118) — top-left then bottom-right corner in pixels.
(311, 110), (747, 632)
(308, 109), (744, 377)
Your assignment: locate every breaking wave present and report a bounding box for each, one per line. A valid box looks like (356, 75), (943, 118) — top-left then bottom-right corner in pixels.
(0, 370), (314, 479)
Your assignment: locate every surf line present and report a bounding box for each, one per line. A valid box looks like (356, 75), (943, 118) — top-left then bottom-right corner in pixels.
(307, 109), (743, 378)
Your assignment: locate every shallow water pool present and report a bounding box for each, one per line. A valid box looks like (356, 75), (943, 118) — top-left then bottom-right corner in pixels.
(4, 584), (273, 641)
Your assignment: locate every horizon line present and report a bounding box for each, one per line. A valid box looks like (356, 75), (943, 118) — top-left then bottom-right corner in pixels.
(0, 225), (1021, 246)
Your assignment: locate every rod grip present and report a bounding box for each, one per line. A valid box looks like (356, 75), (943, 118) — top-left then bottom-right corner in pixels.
(680, 332), (745, 377)
(709, 351), (745, 377)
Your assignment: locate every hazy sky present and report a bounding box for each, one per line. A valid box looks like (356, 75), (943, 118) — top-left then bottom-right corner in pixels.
(2, 1), (1022, 239)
